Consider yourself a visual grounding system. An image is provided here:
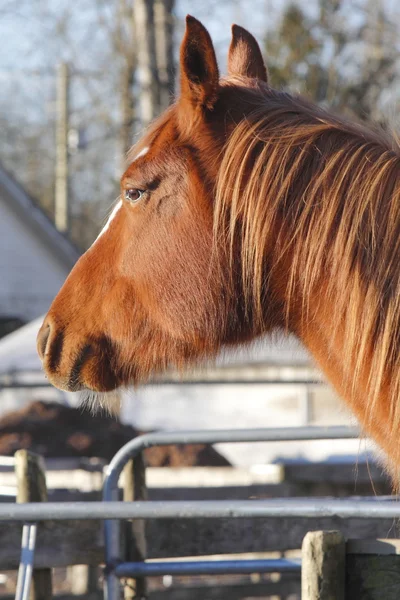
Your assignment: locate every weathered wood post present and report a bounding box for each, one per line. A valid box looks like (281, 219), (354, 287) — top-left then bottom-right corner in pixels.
(302, 530), (345, 600)
(346, 539), (400, 599)
(68, 564), (99, 596)
(15, 449), (53, 600)
(123, 452), (148, 600)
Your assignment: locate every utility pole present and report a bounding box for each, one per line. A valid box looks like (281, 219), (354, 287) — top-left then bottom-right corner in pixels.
(55, 62), (70, 233)
(120, 62), (135, 169)
(133, 0), (160, 127)
(119, 1), (137, 170)
(154, 0), (175, 111)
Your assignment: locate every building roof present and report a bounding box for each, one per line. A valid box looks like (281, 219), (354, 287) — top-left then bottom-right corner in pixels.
(0, 163), (80, 270)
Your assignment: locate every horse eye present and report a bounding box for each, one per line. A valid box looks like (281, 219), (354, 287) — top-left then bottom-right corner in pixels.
(125, 188), (144, 203)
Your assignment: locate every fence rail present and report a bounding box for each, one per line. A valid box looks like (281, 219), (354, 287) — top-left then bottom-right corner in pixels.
(6, 424), (400, 600)
(101, 426), (361, 599)
(2, 496), (400, 522)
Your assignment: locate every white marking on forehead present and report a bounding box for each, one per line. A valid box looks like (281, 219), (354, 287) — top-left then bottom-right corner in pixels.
(133, 145), (149, 161)
(92, 199), (122, 246)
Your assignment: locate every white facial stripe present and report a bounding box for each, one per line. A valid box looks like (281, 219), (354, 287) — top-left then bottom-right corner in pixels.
(90, 146), (149, 247)
(133, 146), (149, 161)
(93, 199), (122, 245)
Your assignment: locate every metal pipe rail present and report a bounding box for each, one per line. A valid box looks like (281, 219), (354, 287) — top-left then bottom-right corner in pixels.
(114, 558), (302, 577)
(3, 496), (400, 521)
(102, 425), (360, 599)
(103, 425), (361, 495)
(10, 425), (363, 600)
(5, 457), (34, 600)
(15, 524), (37, 600)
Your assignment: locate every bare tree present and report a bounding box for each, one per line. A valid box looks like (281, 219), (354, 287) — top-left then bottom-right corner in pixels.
(265, 0), (400, 125)
(154, 0), (175, 111)
(0, 0), (176, 249)
(133, 0), (160, 127)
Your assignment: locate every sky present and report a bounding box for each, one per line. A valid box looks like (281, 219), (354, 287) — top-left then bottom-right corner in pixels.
(0, 0), (282, 72)
(1, 0), (399, 214)
(1, 0), (398, 121)
(0, 0), (288, 202)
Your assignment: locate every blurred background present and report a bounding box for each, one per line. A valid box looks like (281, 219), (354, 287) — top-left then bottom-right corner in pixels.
(2, 0), (400, 251)
(1, 2), (399, 597)
(0, 0), (399, 464)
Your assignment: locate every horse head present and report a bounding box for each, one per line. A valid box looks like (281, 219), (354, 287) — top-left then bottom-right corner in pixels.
(37, 17), (272, 392)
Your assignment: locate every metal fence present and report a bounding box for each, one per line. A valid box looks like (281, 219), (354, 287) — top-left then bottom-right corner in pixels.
(8, 424), (400, 600)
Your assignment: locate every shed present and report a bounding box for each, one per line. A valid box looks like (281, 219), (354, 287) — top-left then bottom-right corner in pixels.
(0, 164), (80, 336)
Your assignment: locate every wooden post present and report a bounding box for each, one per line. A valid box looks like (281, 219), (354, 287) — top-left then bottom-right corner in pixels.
(123, 452), (148, 600)
(15, 450), (53, 600)
(302, 530), (345, 600)
(346, 539), (400, 599)
(68, 564), (99, 596)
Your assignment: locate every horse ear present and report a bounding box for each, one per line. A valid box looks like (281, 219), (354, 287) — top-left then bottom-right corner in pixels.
(228, 24), (268, 82)
(180, 15), (219, 110)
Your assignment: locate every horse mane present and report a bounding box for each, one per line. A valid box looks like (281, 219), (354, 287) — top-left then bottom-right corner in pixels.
(215, 81), (400, 449)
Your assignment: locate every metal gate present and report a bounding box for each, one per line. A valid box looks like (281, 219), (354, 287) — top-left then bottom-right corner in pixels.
(9, 425), (400, 600)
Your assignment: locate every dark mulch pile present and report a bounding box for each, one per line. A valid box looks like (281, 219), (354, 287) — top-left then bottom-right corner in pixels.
(0, 400), (230, 466)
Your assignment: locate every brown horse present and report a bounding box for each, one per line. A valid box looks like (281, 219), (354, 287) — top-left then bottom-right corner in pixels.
(38, 17), (400, 476)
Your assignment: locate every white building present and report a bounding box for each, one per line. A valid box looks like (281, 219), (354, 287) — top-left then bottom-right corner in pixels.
(0, 164), (80, 337)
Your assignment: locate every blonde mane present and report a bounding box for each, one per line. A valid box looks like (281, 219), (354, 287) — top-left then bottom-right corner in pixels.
(215, 86), (400, 462)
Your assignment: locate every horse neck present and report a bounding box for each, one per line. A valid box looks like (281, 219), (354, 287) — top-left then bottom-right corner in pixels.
(295, 297), (397, 477)
(219, 94), (400, 468)
(278, 136), (400, 470)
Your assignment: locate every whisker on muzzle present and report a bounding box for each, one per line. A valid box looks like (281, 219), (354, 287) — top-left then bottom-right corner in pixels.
(79, 388), (122, 417)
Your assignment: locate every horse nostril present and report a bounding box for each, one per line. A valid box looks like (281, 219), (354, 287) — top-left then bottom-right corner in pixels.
(37, 323), (51, 361)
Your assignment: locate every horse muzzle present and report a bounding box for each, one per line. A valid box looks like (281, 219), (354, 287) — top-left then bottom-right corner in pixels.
(37, 317), (120, 392)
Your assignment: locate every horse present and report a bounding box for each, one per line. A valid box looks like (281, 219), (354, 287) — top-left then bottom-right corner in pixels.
(38, 16), (400, 479)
